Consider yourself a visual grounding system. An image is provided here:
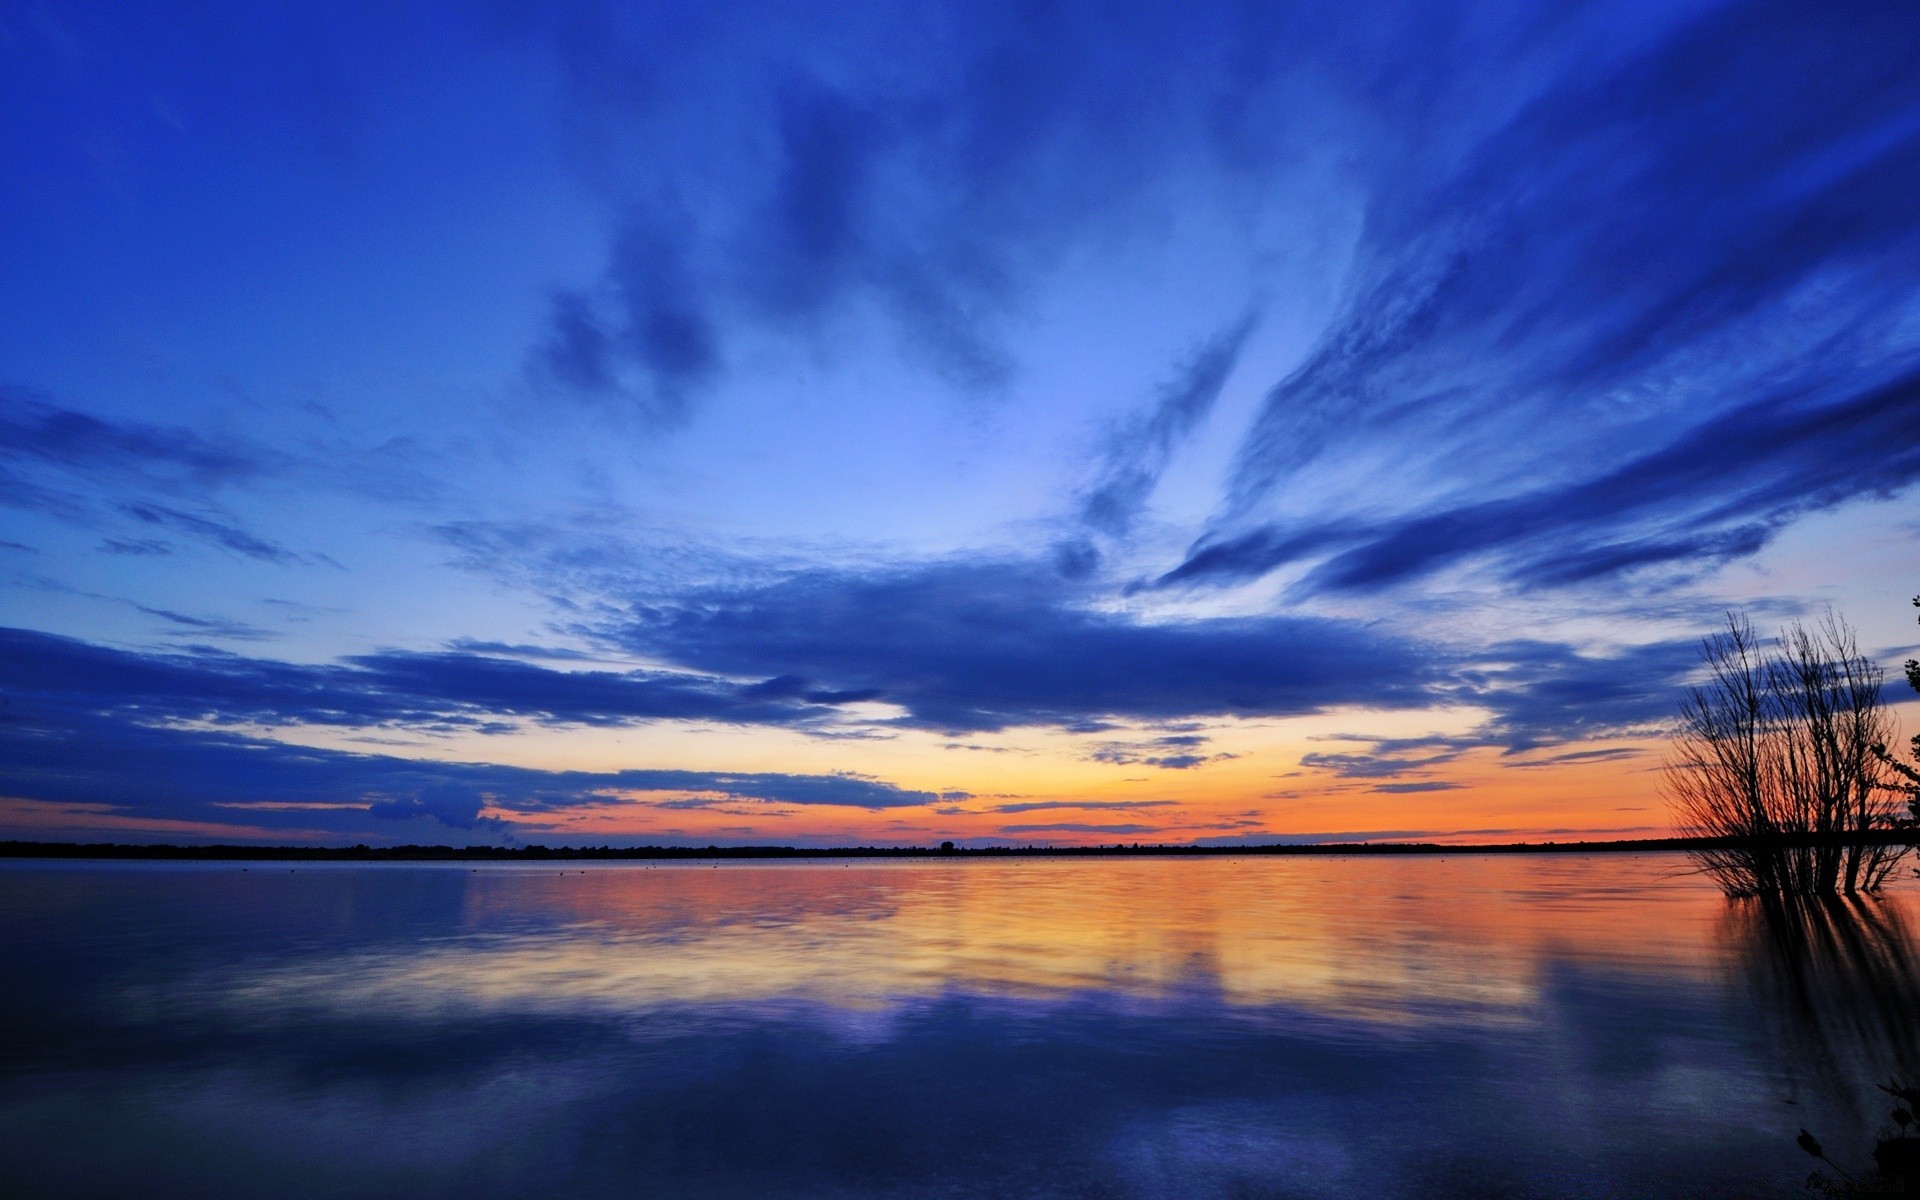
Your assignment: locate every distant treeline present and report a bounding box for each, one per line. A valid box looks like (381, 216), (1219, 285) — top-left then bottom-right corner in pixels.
(2, 832), (1915, 862)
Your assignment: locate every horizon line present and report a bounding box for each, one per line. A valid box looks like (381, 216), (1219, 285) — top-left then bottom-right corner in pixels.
(5, 832), (1916, 862)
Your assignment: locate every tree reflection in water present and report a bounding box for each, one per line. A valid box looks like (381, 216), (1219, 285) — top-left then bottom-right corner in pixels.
(1726, 893), (1920, 1128)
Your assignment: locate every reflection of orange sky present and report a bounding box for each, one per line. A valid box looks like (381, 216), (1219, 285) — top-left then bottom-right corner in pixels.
(217, 854), (1814, 1029)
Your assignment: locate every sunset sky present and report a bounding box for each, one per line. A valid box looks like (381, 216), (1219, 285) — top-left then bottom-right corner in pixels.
(3, 0), (1917, 846)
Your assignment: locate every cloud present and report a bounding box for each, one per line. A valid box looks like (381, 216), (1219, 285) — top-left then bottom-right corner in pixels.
(997, 822), (1162, 836)
(0, 625), (877, 735)
(1465, 637), (1698, 752)
(0, 700), (939, 841)
(443, 639), (597, 662)
(1298, 748), (1462, 780)
(1167, 359), (1920, 600)
(0, 388), (429, 555)
(1087, 733), (1234, 771)
(449, 526), (1708, 753)
(531, 220), (720, 425)
(0, 602), (1700, 843)
(117, 502), (307, 565)
(0, 387), (271, 487)
(0, 390), (258, 533)
(0, 582), (1701, 846)
(1078, 313), (1257, 539)
(615, 560), (1445, 733)
(366, 784), (496, 831)
(133, 606), (274, 642)
(1296, 637), (1698, 782)
(518, 1), (1313, 416)
(99, 538), (174, 557)
(1160, 0), (1920, 596)
(1498, 747), (1647, 771)
(984, 800), (1179, 815)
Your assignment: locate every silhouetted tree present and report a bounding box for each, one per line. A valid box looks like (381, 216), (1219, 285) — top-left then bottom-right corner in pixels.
(1873, 595), (1920, 829)
(1665, 612), (1908, 895)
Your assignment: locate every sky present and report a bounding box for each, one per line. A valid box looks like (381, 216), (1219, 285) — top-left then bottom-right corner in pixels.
(2, 0), (1918, 847)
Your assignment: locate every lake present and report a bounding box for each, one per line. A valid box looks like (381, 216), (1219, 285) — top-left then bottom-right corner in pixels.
(2, 853), (1915, 1197)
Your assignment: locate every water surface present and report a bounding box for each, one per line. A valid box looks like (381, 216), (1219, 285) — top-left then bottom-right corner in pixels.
(3, 853), (1915, 1197)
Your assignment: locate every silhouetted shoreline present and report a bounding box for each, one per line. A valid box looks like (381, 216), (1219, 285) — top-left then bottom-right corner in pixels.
(3, 832), (1915, 862)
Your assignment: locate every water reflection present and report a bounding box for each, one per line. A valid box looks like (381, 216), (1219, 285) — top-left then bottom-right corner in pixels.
(218, 856), (1705, 1026)
(1, 855), (1913, 1198)
(1726, 893), (1920, 1125)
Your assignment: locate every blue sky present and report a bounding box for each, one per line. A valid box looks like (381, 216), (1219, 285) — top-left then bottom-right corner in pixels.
(2, 0), (1917, 845)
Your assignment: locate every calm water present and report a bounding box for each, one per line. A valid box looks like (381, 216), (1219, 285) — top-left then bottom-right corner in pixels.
(2, 853), (1916, 1198)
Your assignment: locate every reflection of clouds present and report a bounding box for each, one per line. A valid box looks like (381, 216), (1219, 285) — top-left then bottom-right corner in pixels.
(205, 857), (1732, 1030)
(1726, 894), (1920, 1125)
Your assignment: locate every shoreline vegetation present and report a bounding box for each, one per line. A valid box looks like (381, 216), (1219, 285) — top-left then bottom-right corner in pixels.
(4, 832), (1917, 863)
(1666, 608), (1919, 897)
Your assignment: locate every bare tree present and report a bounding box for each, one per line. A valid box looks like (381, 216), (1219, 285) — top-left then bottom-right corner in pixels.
(1665, 612), (1907, 896)
(1873, 594), (1920, 828)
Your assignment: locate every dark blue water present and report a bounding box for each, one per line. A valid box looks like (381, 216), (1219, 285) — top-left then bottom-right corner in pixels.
(2, 854), (1914, 1198)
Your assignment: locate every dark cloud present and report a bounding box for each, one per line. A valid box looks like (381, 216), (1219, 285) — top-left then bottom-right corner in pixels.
(0, 699), (938, 840)
(116, 501), (305, 565)
(1499, 747), (1648, 771)
(0, 626), (869, 734)
(0, 573), (1700, 845)
(483, 539), (1709, 753)
(1087, 733), (1233, 771)
(1465, 638), (1698, 752)
(0, 387), (270, 486)
(532, 220), (720, 425)
(366, 784), (495, 831)
(1298, 748), (1463, 781)
(1298, 637), (1698, 779)
(519, 2), (1292, 413)
(616, 560), (1444, 733)
(985, 800), (1179, 815)
(1152, 524), (1365, 591)
(0, 587), (1700, 844)
(0, 391), (284, 538)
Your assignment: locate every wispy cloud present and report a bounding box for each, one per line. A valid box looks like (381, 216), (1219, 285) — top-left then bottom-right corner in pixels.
(1078, 313), (1258, 541)
(1167, 370), (1920, 594)
(118, 502), (309, 566)
(133, 605), (275, 642)
(0, 387), (273, 487)
(997, 822), (1161, 836)
(983, 800), (1179, 815)
(517, 3), (1295, 418)
(0, 701), (939, 839)
(1156, 0), (1920, 597)
(0, 626), (878, 735)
